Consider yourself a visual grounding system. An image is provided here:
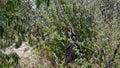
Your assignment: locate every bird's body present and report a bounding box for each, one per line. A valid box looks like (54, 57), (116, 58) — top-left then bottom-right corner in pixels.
(64, 26), (81, 66)
(65, 43), (81, 64)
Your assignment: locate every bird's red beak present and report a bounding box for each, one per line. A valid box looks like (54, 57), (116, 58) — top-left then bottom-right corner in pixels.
(64, 26), (69, 31)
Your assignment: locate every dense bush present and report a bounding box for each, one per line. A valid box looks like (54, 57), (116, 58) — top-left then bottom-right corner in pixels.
(0, 0), (120, 67)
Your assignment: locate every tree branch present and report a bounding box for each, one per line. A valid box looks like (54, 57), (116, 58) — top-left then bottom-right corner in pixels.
(105, 44), (120, 68)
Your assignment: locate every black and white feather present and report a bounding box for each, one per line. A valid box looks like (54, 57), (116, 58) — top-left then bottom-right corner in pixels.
(65, 26), (81, 65)
(68, 27), (76, 42)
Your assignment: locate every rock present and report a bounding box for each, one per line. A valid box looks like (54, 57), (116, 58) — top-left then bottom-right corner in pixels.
(1, 42), (57, 68)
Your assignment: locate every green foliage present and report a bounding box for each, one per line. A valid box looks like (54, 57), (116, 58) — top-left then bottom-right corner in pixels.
(0, 0), (120, 67)
(36, 0), (50, 8)
(0, 52), (19, 68)
(38, 2), (96, 62)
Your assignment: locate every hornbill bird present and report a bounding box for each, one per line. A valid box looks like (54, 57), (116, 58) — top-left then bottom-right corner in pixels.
(64, 26), (81, 65)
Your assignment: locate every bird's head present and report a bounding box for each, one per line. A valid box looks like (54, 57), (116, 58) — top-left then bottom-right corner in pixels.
(64, 26), (76, 42)
(64, 26), (74, 32)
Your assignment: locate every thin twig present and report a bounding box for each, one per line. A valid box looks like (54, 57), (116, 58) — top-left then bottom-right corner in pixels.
(105, 44), (120, 68)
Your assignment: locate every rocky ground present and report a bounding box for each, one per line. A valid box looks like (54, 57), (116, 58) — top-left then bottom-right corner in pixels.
(0, 42), (57, 68)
